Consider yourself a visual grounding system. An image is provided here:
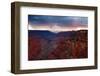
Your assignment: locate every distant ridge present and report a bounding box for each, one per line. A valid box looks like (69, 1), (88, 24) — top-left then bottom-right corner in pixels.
(28, 30), (87, 40)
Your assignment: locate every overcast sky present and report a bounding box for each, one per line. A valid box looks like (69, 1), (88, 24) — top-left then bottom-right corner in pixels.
(28, 15), (88, 32)
(28, 15), (88, 26)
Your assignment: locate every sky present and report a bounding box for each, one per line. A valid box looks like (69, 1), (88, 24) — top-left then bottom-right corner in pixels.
(28, 15), (88, 33)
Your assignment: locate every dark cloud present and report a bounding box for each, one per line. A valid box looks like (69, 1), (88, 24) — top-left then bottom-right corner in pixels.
(28, 15), (88, 26)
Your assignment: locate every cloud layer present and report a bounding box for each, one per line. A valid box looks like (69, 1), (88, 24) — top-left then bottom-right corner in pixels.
(28, 15), (88, 33)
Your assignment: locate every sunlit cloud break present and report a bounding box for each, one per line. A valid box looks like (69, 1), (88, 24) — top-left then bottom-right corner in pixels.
(29, 24), (88, 33)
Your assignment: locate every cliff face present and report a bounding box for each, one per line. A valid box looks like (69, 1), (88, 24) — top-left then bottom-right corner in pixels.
(28, 30), (88, 60)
